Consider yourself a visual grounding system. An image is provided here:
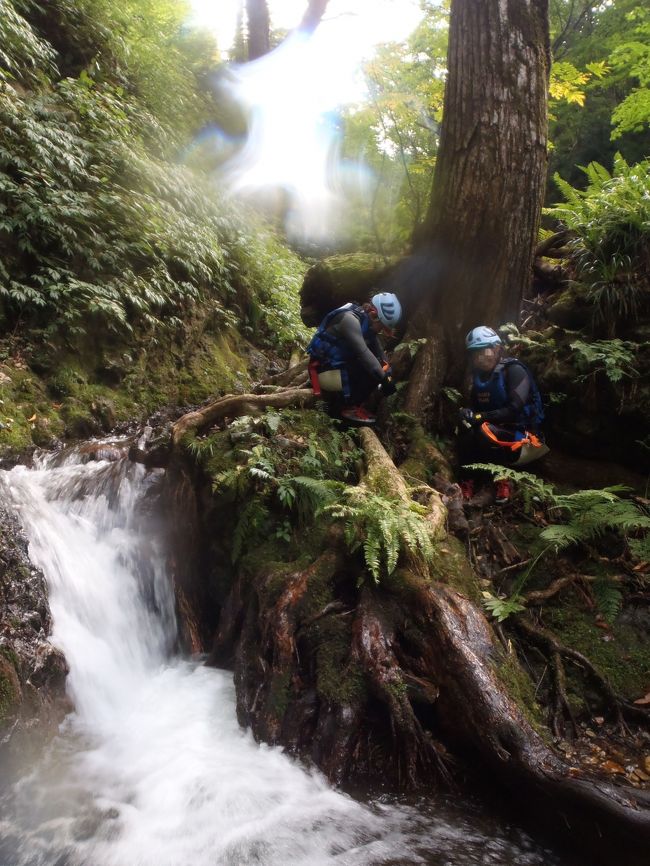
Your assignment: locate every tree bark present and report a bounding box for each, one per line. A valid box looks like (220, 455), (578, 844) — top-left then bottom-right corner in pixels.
(246, 0), (270, 60)
(299, 0), (329, 34)
(415, 0), (550, 377)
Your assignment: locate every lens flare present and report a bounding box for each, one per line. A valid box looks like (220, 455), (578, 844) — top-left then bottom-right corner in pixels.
(214, 30), (358, 246)
(188, 1), (425, 248)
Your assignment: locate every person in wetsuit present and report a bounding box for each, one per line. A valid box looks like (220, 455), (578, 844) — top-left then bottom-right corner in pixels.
(306, 292), (402, 425)
(458, 326), (547, 503)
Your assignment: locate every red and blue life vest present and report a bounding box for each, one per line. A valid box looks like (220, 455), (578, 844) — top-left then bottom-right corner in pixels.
(471, 358), (544, 432)
(306, 303), (377, 370)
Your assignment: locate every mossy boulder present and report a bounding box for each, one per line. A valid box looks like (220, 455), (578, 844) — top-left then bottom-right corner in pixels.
(299, 253), (390, 326)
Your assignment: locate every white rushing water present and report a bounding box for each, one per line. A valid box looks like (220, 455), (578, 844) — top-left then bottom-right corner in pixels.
(0, 447), (561, 866)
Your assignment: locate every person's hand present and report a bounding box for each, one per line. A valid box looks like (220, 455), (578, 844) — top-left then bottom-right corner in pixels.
(379, 375), (397, 397)
(459, 407), (482, 427)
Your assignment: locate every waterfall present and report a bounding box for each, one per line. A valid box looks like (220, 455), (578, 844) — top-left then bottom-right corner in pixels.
(0, 445), (560, 866)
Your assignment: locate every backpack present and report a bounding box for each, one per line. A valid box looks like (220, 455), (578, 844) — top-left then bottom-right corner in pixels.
(306, 304), (371, 370)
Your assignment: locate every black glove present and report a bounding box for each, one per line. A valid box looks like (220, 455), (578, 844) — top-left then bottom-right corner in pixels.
(459, 407), (482, 427)
(379, 374), (397, 397)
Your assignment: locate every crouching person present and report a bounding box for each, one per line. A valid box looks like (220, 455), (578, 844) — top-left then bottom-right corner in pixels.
(458, 326), (548, 504)
(306, 292), (401, 425)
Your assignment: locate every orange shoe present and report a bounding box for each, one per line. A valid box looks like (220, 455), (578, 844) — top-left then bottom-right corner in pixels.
(340, 405), (376, 425)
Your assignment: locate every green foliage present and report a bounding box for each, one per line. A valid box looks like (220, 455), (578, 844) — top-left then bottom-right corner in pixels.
(481, 593), (525, 623)
(200, 409), (361, 561)
(0, 0), (307, 359)
(609, 8), (650, 139)
(325, 488), (434, 582)
(0, 0), (57, 83)
(569, 338), (638, 382)
(546, 155), (650, 330)
(547, 0), (649, 192)
(469, 465), (650, 621)
(340, 1), (448, 252)
(549, 59), (608, 110)
(592, 576), (623, 624)
(540, 488), (650, 550)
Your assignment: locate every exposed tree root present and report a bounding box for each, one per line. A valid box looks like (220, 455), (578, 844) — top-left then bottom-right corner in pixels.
(177, 394), (650, 862)
(352, 586), (452, 786)
(523, 573), (595, 606)
(516, 616), (650, 729)
(258, 357), (309, 388)
(171, 387), (316, 444)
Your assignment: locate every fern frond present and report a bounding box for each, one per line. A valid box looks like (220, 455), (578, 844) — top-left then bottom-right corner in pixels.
(593, 577), (623, 624)
(232, 499), (270, 563)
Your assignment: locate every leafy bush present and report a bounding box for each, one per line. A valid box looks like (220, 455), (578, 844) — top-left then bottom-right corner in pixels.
(545, 155), (650, 329)
(0, 0), (57, 83)
(0, 0), (308, 357)
(569, 338), (638, 383)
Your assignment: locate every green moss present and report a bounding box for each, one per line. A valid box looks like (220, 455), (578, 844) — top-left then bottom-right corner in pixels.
(313, 616), (366, 706)
(0, 323), (260, 459)
(545, 602), (650, 699)
(269, 669), (291, 719)
(294, 552), (339, 621)
(0, 645), (20, 670)
(429, 536), (482, 602)
(492, 649), (545, 732)
(0, 656), (20, 724)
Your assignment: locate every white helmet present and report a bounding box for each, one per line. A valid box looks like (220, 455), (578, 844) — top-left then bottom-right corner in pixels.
(465, 326), (502, 351)
(371, 292), (402, 329)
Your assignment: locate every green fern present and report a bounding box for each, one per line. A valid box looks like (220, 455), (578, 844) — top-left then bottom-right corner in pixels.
(542, 490), (650, 550)
(569, 339), (638, 383)
(469, 466), (650, 620)
(232, 499), (271, 563)
(544, 156), (650, 331)
(592, 577), (623, 624)
(325, 488), (434, 582)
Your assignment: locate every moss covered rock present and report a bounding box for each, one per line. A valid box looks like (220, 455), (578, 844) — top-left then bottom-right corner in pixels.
(299, 253), (391, 326)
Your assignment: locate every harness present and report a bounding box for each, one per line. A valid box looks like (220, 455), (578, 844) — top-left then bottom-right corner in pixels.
(471, 358), (544, 432)
(306, 304), (374, 399)
(479, 422), (543, 451)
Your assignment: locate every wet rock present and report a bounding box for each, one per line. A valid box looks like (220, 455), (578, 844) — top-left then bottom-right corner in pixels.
(77, 440), (129, 463)
(0, 504), (69, 768)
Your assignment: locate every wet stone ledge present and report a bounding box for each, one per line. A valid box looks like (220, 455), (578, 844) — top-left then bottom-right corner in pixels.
(0, 504), (69, 772)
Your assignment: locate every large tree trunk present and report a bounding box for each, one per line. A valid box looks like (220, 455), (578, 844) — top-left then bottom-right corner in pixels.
(407, 0), (550, 401)
(246, 0), (270, 60)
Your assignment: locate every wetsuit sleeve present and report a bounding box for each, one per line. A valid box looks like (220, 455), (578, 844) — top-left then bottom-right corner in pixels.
(481, 363), (530, 423)
(333, 313), (385, 381)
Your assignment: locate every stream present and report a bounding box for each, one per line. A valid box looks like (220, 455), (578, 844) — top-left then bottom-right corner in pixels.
(0, 445), (572, 866)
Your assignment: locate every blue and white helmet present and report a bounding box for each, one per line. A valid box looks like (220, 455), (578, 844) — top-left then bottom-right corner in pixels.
(465, 326), (502, 351)
(371, 292), (402, 329)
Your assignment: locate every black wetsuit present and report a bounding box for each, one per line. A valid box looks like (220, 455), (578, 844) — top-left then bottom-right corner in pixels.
(324, 309), (386, 405)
